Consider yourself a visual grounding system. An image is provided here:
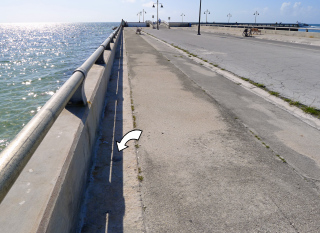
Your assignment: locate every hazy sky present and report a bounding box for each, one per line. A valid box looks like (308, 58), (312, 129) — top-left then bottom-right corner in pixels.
(1, 0), (319, 24)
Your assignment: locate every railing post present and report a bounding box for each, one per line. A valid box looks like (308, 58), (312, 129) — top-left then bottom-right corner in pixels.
(67, 71), (87, 106)
(95, 45), (107, 65)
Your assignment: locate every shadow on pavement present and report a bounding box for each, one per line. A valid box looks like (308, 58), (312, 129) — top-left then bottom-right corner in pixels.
(79, 33), (126, 233)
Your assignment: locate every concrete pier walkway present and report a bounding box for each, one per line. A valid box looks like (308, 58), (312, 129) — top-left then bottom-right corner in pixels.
(79, 27), (320, 232)
(124, 27), (320, 232)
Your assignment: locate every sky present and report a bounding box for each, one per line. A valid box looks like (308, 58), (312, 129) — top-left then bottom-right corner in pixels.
(1, 0), (319, 24)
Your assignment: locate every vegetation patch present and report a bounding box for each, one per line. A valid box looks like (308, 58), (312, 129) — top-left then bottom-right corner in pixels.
(276, 154), (287, 163)
(269, 91), (280, 97)
(303, 106), (320, 116)
(130, 90), (137, 127)
(256, 83), (266, 88)
(283, 99), (320, 117)
(133, 115), (137, 128)
(262, 142), (270, 149)
(242, 78), (267, 89)
(138, 175), (144, 182)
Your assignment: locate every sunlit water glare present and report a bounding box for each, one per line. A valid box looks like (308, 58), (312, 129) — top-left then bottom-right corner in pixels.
(0, 22), (119, 151)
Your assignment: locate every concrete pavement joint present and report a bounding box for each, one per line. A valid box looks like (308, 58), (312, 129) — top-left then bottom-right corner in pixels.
(143, 30), (320, 131)
(248, 129), (286, 163)
(246, 125), (320, 186)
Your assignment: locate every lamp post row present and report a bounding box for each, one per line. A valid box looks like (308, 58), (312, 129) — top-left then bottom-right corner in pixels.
(137, 0), (259, 26)
(137, 9), (146, 22)
(146, 1), (260, 34)
(153, 1), (163, 30)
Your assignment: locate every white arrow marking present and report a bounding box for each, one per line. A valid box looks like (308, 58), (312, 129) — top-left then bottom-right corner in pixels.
(116, 130), (142, 152)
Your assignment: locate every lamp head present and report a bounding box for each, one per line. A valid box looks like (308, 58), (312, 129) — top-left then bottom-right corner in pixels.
(161, 4), (163, 8)
(153, 4), (155, 8)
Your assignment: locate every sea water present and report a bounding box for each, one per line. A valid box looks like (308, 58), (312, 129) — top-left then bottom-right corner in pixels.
(299, 24), (320, 32)
(0, 22), (119, 152)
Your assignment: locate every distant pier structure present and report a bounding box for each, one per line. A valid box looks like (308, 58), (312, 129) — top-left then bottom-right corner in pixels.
(193, 22), (302, 31)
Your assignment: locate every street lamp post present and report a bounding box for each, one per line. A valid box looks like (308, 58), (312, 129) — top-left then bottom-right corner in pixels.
(204, 9), (210, 24)
(180, 13), (185, 22)
(227, 13), (232, 23)
(253, 11), (259, 23)
(142, 9), (147, 22)
(197, 0), (202, 35)
(137, 12), (142, 22)
(153, 1), (163, 30)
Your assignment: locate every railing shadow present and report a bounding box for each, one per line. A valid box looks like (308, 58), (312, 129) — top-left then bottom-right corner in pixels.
(79, 33), (125, 233)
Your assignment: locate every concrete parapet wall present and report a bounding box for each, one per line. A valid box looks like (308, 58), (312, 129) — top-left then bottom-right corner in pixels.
(126, 22), (147, 27)
(0, 29), (122, 233)
(169, 22), (190, 27)
(199, 26), (320, 38)
(260, 29), (320, 38)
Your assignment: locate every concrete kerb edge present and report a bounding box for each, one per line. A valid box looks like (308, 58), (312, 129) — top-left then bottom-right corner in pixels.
(142, 30), (320, 131)
(121, 28), (145, 231)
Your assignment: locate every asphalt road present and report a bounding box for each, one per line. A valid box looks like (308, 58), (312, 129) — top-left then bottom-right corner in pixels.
(145, 27), (320, 109)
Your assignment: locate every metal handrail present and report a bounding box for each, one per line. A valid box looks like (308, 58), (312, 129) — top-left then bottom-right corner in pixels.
(0, 23), (122, 203)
